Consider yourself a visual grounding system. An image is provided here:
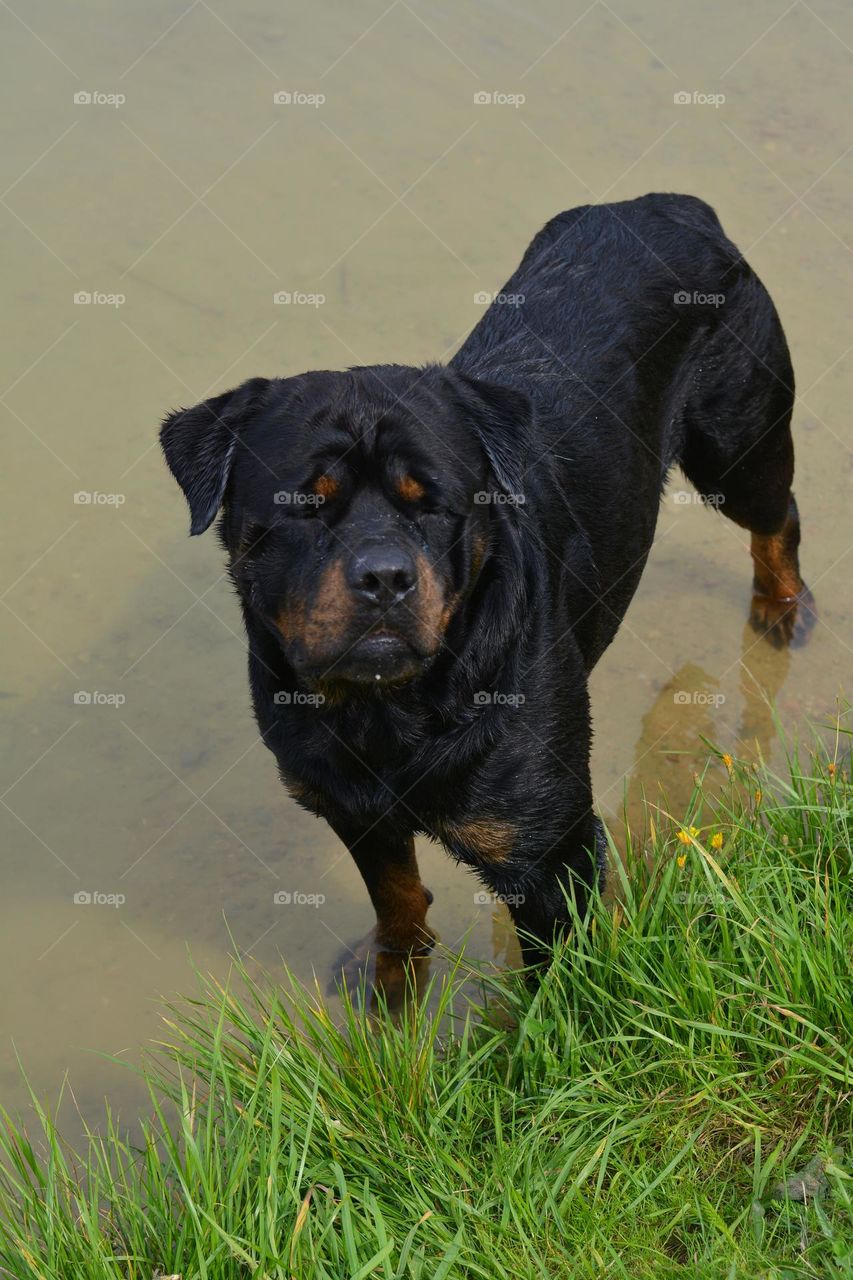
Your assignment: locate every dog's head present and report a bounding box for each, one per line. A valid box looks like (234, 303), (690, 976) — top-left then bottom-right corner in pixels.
(160, 365), (530, 688)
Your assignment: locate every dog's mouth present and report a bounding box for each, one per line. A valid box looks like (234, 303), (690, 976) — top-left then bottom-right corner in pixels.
(329, 628), (426, 685)
(267, 598), (438, 688)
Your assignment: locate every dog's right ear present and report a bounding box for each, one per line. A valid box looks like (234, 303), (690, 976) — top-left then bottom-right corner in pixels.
(160, 377), (270, 535)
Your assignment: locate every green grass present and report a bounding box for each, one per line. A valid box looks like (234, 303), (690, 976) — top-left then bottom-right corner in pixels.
(1, 741), (851, 1278)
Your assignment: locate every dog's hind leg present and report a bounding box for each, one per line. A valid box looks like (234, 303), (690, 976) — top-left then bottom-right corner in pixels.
(747, 493), (815, 647)
(678, 283), (815, 648)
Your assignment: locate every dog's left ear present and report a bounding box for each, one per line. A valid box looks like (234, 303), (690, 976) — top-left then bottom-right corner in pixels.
(160, 377), (271, 535)
(449, 372), (532, 501)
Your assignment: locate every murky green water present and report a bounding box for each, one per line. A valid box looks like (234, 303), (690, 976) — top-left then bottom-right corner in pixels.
(2, 1), (851, 1139)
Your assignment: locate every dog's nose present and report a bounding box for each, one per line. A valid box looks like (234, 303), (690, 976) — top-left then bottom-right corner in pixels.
(348, 547), (416, 607)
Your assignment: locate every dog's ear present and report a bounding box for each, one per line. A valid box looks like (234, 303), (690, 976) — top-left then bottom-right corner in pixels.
(160, 377), (270, 535)
(449, 372), (532, 501)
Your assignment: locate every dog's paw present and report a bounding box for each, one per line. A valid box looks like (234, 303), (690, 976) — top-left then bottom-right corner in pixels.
(750, 583), (816, 649)
(329, 924), (437, 1011)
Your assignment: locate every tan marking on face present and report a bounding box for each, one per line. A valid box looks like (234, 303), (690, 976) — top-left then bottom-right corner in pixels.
(275, 558), (351, 661)
(396, 474), (425, 503)
(470, 532), (488, 579)
(275, 601), (305, 644)
(313, 473), (339, 501)
(412, 552), (456, 650)
(303, 558), (351, 654)
(438, 592), (461, 634)
(439, 819), (516, 863)
(751, 512), (803, 601)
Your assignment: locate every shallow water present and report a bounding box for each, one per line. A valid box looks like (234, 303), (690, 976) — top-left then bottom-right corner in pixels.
(1, 0), (851, 1140)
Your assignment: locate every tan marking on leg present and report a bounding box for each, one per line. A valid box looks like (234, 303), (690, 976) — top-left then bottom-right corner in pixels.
(372, 859), (434, 953)
(751, 510), (803, 602)
(349, 836), (433, 953)
(749, 499), (815, 648)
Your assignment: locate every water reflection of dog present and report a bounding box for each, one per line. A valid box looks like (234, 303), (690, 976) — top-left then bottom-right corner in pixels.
(614, 622), (791, 852)
(329, 925), (435, 1013)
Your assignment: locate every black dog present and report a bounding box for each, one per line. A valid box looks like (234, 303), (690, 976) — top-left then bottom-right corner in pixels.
(161, 193), (812, 969)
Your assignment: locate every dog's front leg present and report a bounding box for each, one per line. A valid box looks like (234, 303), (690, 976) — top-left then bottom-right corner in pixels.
(328, 817), (435, 956)
(486, 812), (606, 969)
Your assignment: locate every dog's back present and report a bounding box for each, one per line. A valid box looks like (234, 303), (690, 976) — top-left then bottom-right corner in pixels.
(452, 194), (794, 663)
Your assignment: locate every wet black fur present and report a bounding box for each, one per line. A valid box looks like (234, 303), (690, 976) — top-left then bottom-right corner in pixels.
(161, 193), (796, 965)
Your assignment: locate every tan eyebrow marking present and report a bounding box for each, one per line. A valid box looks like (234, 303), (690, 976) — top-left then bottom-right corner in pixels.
(396, 474), (425, 502)
(313, 473), (339, 500)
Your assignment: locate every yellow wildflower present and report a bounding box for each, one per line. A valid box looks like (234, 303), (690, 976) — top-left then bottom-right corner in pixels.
(711, 832), (723, 850)
(676, 854), (687, 868)
(721, 753), (734, 774)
